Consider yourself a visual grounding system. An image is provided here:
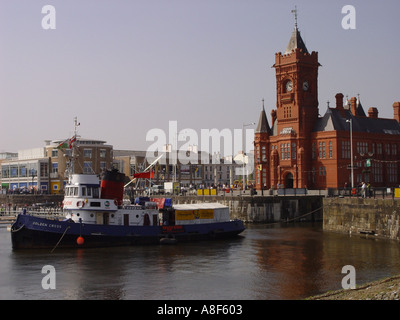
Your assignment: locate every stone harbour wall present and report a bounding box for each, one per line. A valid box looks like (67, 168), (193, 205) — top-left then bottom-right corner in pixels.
(0, 193), (324, 223)
(0, 194), (64, 209)
(323, 197), (400, 240)
(170, 195), (323, 223)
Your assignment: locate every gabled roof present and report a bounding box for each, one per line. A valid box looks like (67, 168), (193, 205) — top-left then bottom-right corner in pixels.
(313, 108), (400, 135)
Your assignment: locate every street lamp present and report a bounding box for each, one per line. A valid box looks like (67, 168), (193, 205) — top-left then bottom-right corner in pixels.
(242, 122), (255, 190)
(346, 118), (354, 189)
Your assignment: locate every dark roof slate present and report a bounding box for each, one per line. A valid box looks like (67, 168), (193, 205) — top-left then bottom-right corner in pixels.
(285, 27), (309, 55)
(313, 108), (400, 135)
(256, 108), (270, 134)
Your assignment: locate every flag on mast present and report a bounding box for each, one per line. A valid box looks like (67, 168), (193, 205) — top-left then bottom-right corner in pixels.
(56, 139), (69, 149)
(69, 135), (77, 149)
(57, 135), (77, 149)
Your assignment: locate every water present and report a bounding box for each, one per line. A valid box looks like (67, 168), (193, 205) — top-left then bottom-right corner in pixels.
(1, 223), (400, 300)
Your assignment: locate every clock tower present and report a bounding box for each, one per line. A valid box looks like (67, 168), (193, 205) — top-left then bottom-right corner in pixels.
(255, 8), (320, 190)
(274, 15), (320, 138)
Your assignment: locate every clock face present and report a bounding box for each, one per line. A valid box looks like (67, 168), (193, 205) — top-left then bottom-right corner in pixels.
(285, 81), (293, 92)
(303, 81), (309, 91)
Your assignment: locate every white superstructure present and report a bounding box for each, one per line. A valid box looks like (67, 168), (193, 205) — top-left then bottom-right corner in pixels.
(63, 173), (159, 227)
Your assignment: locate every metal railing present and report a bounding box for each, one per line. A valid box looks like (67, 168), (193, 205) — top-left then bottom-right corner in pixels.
(327, 187), (396, 199)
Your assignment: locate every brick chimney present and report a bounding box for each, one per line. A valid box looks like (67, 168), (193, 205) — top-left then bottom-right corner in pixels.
(394, 102), (400, 123)
(335, 93), (344, 109)
(368, 107), (378, 119)
(335, 93), (346, 117)
(350, 97), (357, 116)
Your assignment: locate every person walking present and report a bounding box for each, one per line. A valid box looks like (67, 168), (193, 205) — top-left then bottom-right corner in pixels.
(361, 182), (366, 198)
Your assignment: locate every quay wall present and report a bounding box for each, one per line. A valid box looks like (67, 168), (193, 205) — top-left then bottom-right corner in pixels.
(167, 195), (323, 223)
(323, 198), (400, 240)
(0, 194), (63, 209)
(0, 194), (323, 223)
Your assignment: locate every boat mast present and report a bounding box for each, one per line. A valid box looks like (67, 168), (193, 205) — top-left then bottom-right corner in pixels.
(66, 117), (80, 182)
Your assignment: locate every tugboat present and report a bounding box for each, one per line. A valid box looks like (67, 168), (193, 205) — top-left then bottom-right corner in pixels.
(10, 120), (245, 250)
(11, 170), (245, 249)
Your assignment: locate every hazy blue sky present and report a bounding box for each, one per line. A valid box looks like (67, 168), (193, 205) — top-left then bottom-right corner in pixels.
(1, 0), (399, 153)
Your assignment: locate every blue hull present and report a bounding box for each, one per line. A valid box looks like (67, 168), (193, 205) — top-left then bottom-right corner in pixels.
(11, 214), (245, 249)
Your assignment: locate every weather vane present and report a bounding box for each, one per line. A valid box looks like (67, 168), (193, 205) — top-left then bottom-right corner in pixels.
(291, 6), (298, 29)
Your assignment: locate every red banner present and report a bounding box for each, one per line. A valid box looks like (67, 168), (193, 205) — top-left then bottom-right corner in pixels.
(150, 197), (165, 209)
(133, 171), (154, 179)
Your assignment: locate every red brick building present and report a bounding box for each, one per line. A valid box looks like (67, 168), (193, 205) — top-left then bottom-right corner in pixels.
(254, 21), (400, 191)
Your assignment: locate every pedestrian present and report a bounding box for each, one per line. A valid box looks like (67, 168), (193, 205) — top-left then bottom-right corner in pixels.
(361, 182), (366, 198)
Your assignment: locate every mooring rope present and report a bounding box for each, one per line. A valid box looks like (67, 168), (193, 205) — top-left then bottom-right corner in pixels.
(11, 224), (25, 233)
(50, 226), (70, 253)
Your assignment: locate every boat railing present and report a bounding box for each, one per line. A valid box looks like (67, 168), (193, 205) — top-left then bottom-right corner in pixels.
(0, 209), (65, 222)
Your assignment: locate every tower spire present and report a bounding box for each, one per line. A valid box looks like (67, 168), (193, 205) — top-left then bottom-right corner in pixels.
(256, 99), (270, 134)
(285, 6), (308, 54)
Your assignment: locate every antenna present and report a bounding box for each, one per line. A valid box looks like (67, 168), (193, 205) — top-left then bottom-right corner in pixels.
(73, 116), (80, 138)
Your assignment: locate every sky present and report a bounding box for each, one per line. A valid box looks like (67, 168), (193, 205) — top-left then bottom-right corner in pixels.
(1, 0), (399, 154)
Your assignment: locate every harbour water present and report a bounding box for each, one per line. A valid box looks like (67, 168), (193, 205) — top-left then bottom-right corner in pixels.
(1, 222), (400, 300)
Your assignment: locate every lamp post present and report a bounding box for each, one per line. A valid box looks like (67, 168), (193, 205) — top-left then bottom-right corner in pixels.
(346, 118), (354, 189)
(242, 122), (255, 191)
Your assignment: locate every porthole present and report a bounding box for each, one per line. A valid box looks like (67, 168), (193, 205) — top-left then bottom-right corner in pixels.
(90, 213), (94, 217)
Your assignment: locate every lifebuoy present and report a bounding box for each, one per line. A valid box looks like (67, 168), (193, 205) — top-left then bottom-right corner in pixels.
(76, 201), (85, 208)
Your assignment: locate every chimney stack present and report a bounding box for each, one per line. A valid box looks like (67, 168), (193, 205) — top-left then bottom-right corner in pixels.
(335, 93), (346, 117)
(368, 107), (378, 119)
(394, 102), (400, 123)
(350, 97), (357, 116)
(335, 93), (344, 109)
